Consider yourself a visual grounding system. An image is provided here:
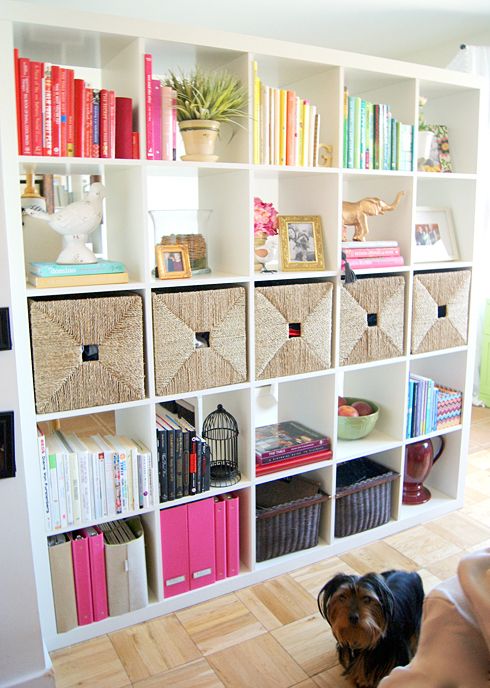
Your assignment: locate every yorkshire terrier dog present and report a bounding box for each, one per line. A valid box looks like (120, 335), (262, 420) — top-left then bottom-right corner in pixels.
(317, 570), (424, 688)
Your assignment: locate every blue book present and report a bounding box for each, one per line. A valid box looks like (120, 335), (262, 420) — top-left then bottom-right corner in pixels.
(30, 259), (126, 277)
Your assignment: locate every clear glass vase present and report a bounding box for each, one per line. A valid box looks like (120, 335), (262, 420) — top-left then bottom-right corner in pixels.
(149, 209), (212, 274)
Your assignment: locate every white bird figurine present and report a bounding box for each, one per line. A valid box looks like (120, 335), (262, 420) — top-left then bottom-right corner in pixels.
(23, 182), (106, 264)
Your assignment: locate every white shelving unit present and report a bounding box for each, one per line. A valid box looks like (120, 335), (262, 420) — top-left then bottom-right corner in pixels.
(0, 1), (484, 654)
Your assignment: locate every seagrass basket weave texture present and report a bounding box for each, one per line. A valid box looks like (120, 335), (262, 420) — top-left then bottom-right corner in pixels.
(256, 476), (329, 561)
(411, 270), (471, 354)
(255, 282), (333, 380)
(29, 294), (145, 414)
(334, 457), (398, 538)
(340, 276), (405, 366)
(152, 286), (247, 395)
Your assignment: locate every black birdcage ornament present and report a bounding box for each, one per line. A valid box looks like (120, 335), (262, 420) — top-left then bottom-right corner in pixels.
(202, 403), (241, 487)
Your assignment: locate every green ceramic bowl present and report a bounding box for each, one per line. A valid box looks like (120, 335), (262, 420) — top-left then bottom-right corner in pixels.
(337, 398), (379, 440)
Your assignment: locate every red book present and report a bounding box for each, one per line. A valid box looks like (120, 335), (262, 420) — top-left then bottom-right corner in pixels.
(84, 87), (93, 158)
(51, 64), (61, 156)
(132, 131), (140, 159)
(29, 61), (44, 156)
(343, 247), (401, 259)
(14, 48), (22, 153)
(144, 53), (153, 159)
(341, 255), (405, 269)
(255, 449), (333, 476)
(115, 96), (133, 159)
(42, 65), (53, 156)
(73, 78), (85, 157)
(286, 90), (297, 166)
(109, 90), (116, 158)
(99, 88), (109, 158)
(66, 68), (75, 156)
(19, 57), (31, 155)
(59, 67), (68, 156)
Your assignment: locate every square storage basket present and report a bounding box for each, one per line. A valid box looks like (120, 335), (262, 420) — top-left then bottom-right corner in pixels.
(411, 270), (471, 354)
(256, 476), (329, 562)
(152, 286), (247, 395)
(334, 457), (398, 538)
(29, 293), (145, 414)
(255, 281), (333, 380)
(340, 276), (405, 366)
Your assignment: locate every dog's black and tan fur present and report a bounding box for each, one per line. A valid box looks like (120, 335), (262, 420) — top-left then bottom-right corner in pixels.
(317, 570), (424, 688)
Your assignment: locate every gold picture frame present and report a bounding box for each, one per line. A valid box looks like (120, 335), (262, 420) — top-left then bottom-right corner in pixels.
(278, 215), (325, 271)
(155, 243), (191, 279)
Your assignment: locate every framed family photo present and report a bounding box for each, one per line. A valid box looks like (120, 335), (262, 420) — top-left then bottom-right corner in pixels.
(156, 243), (191, 279)
(414, 207), (458, 263)
(278, 215), (325, 272)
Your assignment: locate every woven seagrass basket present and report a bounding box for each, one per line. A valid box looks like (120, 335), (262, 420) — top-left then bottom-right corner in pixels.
(152, 286), (247, 395)
(255, 281), (333, 379)
(29, 293), (145, 413)
(256, 476), (329, 561)
(340, 276), (405, 366)
(411, 270), (470, 354)
(334, 457), (398, 538)
(160, 234), (208, 271)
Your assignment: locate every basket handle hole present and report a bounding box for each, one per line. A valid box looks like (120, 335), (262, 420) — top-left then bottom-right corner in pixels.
(195, 331), (210, 348)
(288, 323), (302, 338)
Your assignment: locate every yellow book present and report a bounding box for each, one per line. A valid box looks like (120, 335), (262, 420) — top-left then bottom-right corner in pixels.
(28, 272), (129, 288)
(279, 89), (287, 165)
(253, 61), (261, 164)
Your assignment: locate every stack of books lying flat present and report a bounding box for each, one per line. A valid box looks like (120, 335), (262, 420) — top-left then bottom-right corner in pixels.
(28, 259), (128, 288)
(255, 420), (332, 476)
(341, 241), (404, 270)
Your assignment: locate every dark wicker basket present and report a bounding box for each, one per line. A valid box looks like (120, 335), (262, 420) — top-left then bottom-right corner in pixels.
(256, 476), (329, 562)
(334, 457), (398, 538)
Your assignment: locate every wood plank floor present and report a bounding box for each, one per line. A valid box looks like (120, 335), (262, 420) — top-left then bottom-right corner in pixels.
(50, 407), (490, 687)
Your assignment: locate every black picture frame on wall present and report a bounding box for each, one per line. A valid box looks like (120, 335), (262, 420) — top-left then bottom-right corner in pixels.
(0, 308), (12, 351)
(0, 411), (15, 479)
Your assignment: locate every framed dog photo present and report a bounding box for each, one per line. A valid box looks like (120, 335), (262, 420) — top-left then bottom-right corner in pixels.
(414, 207), (458, 263)
(278, 215), (325, 272)
(155, 243), (191, 279)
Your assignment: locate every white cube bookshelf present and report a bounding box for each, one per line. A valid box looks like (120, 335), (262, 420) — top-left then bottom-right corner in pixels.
(0, 1), (484, 652)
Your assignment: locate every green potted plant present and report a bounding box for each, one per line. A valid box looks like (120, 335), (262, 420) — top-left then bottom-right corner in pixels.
(163, 67), (248, 162)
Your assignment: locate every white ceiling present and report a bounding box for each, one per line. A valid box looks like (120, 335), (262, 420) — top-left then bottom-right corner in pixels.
(16, 0), (490, 63)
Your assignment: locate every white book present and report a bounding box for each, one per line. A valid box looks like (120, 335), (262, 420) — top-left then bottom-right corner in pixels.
(342, 240), (399, 248)
(37, 426), (52, 531)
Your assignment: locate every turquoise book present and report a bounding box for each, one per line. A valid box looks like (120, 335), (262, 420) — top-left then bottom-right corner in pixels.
(30, 259), (126, 277)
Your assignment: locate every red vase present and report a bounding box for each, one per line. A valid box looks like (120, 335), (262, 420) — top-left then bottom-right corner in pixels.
(402, 436), (445, 505)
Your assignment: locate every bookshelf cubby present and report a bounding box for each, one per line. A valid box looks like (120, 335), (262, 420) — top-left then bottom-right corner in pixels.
(0, 1), (483, 654)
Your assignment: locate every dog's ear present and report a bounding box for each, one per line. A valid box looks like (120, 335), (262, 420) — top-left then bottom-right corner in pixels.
(317, 574), (356, 623)
(361, 573), (395, 619)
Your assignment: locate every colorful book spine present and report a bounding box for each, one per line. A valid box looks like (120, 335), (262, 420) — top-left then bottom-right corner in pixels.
(144, 53), (153, 159)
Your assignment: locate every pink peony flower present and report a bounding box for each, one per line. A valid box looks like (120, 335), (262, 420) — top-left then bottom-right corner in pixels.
(254, 197), (278, 236)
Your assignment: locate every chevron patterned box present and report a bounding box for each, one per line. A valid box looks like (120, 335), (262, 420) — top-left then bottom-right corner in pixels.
(436, 385), (462, 429)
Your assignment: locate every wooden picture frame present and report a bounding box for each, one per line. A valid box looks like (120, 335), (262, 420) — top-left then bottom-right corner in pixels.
(414, 207), (458, 263)
(278, 215), (325, 272)
(155, 243), (191, 279)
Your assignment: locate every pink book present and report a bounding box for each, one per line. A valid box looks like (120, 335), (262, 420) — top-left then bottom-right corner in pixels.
(69, 530), (94, 626)
(221, 493), (240, 577)
(83, 525), (108, 622)
(342, 255), (405, 269)
(161, 85), (173, 161)
(214, 496), (227, 580)
(160, 504), (190, 597)
(144, 53), (153, 159)
(343, 247), (401, 259)
(188, 498), (216, 590)
(151, 79), (162, 160)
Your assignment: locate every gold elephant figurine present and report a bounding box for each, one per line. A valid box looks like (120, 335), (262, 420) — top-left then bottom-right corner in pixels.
(342, 191), (405, 241)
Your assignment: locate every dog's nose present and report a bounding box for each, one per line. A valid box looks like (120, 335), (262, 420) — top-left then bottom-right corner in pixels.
(349, 613), (359, 625)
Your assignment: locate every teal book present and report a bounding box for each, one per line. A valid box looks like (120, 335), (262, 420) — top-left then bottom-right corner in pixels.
(30, 259), (126, 277)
